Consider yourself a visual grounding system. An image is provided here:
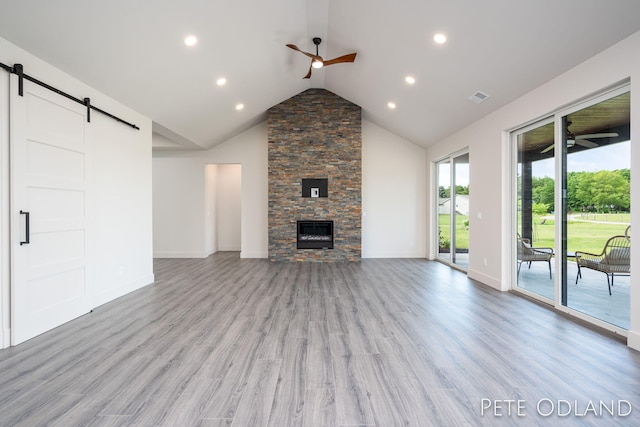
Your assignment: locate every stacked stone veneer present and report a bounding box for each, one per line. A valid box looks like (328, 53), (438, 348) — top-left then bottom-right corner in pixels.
(268, 88), (361, 261)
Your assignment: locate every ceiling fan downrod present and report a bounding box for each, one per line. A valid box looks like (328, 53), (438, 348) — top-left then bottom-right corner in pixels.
(312, 38), (323, 68)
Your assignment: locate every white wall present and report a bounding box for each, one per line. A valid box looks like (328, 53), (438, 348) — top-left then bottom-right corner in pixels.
(92, 113), (154, 307)
(0, 36), (154, 347)
(153, 123), (268, 258)
(425, 30), (640, 350)
(153, 156), (208, 257)
(216, 164), (242, 251)
(205, 164), (218, 255)
(152, 119), (427, 260)
(362, 121), (427, 258)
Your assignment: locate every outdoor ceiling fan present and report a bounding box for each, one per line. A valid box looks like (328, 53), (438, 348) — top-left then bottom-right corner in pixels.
(540, 121), (618, 153)
(286, 37), (357, 79)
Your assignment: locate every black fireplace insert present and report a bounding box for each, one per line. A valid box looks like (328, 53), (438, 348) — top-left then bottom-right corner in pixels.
(297, 220), (334, 249)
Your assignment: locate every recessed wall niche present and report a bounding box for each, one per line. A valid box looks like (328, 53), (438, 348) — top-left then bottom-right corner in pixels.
(302, 178), (328, 198)
(267, 89), (361, 262)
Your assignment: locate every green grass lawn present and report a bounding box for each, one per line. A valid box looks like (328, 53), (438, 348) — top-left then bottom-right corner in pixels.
(438, 214), (469, 250)
(440, 214), (629, 254)
(530, 217), (629, 254)
(573, 213), (630, 223)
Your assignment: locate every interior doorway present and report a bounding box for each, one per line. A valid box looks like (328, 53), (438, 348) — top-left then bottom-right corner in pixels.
(205, 164), (241, 256)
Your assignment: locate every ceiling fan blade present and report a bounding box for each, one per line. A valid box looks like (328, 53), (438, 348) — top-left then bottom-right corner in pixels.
(576, 132), (618, 139)
(540, 144), (554, 154)
(303, 62), (313, 79)
(576, 139), (599, 148)
(286, 44), (323, 62)
(323, 52), (357, 66)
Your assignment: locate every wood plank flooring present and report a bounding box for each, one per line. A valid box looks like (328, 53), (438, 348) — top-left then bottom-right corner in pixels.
(1, 252), (639, 426)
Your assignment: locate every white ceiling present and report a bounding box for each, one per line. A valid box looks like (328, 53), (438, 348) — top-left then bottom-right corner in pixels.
(1, 0), (640, 151)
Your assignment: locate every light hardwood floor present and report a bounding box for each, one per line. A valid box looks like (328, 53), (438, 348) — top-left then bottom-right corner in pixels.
(1, 252), (639, 426)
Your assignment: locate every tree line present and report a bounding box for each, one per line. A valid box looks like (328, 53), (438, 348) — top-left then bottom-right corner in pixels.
(438, 185), (469, 198)
(531, 169), (630, 214)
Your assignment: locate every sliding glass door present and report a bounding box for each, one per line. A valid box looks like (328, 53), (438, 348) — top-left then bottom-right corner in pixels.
(561, 90), (631, 329)
(512, 86), (630, 330)
(437, 151), (469, 269)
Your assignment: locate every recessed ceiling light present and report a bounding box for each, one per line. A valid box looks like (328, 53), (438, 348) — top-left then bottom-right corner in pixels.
(184, 35), (198, 46)
(433, 33), (447, 44)
(387, 102), (397, 109)
(405, 76), (416, 84)
(235, 103), (244, 111)
(216, 77), (227, 86)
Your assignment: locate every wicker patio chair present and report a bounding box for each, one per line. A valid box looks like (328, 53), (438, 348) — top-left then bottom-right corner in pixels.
(575, 229), (630, 295)
(517, 234), (553, 279)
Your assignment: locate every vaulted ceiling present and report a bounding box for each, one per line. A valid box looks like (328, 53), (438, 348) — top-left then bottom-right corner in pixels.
(1, 0), (640, 151)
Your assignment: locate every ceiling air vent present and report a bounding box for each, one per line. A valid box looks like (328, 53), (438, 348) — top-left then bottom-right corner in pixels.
(468, 91), (490, 104)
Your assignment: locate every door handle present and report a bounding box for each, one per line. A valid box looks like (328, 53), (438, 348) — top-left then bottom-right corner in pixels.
(20, 210), (30, 245)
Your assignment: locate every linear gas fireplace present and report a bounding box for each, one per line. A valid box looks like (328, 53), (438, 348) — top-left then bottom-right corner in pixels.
(297, 220), (334, 249)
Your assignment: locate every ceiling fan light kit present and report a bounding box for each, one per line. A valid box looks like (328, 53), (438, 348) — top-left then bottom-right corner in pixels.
(566, 128), (576, 147)
(287, 37), (357, 79)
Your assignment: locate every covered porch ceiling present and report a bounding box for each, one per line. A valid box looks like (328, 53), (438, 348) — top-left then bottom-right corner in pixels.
(518, 91), (630, 163)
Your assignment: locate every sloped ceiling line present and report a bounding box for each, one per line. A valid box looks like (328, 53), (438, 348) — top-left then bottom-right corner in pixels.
(0, 1), (639, 151)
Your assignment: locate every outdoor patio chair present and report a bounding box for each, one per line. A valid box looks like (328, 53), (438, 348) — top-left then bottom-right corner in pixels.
(517, 234), (554, 279)
(575, 229), (630, 295)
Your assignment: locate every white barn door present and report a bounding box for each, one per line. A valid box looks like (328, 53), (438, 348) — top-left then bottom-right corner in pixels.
(10, 76), (92, 345)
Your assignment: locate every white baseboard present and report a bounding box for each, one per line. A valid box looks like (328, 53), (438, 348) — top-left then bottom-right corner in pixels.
(92, 274), (155, 308)
(218, 245), (241, 251)
(0, 327), (8, 349)
(467, 269), (502, 291)
(361, 252), (426, 258)
(628, 330), (640, 352)
(155, 250), (266, 258)
(153, 251), (209, 259)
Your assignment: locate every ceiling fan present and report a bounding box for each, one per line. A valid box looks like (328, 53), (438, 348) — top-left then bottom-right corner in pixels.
(286, 37), (357, 79)
(540, 121), (618, 153)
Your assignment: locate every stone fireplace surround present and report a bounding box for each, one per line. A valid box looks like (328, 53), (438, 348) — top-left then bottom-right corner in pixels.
(267, 89), (361, 261)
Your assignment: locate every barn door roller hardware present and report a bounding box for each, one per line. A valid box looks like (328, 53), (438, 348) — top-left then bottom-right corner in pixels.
(0, 61), (139, 130)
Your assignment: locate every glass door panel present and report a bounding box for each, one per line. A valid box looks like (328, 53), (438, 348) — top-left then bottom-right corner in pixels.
(437, 160), (452, 262)
(515, 120), (555, 300)
(453, 154), (469, 268)
(563, 91), (631, 329)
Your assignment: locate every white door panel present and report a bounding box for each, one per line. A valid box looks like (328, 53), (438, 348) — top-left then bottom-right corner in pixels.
(10, 75), (92, 345)
(27, 268), (85, 312)
(28, 229), (85, 267)
(26, 92), (85, 151)
(27, 140), (85, 184)
(28, 187), (85, 221)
